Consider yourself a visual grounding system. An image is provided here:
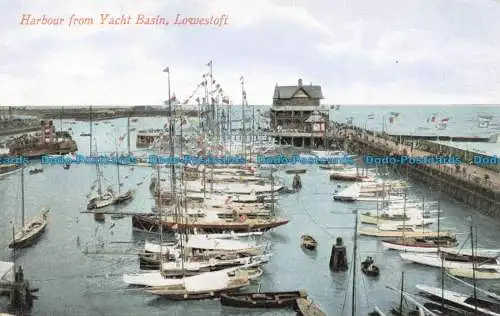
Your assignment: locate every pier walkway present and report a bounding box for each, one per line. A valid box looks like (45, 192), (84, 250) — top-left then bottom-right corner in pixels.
(350, 130), (500, 194)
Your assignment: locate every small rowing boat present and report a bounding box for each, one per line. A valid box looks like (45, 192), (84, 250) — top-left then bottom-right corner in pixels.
(300, 235), (317, 250)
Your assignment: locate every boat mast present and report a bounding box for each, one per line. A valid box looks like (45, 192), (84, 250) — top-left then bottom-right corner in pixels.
(164, 66), (176, 201)
(398, 271), (404, 313)
(157, 164), (164, 277)
(21, 163), (25, 227)
(60, 106), (63, 131)
(438, 200), (444, 312)
(270, 169), (275, 216)
(351, 210), (358, 316)
(89, 105), (93, 155)
(115, 140), (120, 195)
(95, 143), (102, 196)
(402, 189), (407, 238)
(240, 76), (246, 159)
(470, 220), (478, 314)
(127, 111), (131, 156)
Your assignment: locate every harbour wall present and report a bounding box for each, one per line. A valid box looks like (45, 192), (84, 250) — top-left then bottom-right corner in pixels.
(9, 107), (200, 121)
(337, 126), (500, 219)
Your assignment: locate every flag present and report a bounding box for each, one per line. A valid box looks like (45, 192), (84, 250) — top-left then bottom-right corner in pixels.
(195, 97), (200, 103)
(163, 67), (169, 73)
(367, 114), (375, 119)
(169, 94), (177, 102)
(441, 117), (449, 123)
(390, 112), (400, 117)
(118, 135), (125, 141)
(222, 97), (230, 104)
(207, 60), (212, 67)
(389, 116), (395, 124)
(431, 116), (436, 123)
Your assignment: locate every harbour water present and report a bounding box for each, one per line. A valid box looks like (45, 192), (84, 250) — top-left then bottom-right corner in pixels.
(1, 106), (500, 315)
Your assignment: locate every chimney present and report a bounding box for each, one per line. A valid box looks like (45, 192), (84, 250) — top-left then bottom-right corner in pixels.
(298, 78), (303, 87)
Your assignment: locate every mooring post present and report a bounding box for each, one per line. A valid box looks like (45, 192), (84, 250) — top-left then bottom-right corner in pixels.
(329, 236), (348, 271)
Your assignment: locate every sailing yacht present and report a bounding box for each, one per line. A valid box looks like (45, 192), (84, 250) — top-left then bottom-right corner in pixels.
(9, 165), (50, 248)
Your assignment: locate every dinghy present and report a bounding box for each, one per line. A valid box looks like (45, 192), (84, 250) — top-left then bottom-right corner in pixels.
(361, 257), (380, 277)
(300, 235), (317, 250)
(417, 284), (500, 315)
(220, 290), (307, 308)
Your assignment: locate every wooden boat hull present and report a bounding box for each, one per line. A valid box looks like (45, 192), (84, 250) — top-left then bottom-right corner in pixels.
(285, 169), (306, 174)
(361, 266), (380, 277)
(220, 291), (307, 308)
(417, 284), (500, 316)
(146, 281), (250, 300)
(132, 214), (288, 233)
(330, 174), (367, 182)
(400, 253), (500, 270)
(360, 215), (435, 226)
(381, 239), (458, 253)
(300, 235), (317, 250)
(115, 191), (133, 203)
(295, 298), (326, 316)
(359, 228), (451, 238)
(9, 209), (49, 249)
(447, 268), (500, 280)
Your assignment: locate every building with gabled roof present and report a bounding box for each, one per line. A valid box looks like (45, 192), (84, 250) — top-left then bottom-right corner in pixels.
(269, 79), (329, 147)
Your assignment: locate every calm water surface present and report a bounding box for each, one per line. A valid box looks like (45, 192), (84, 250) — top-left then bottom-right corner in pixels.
(0, 111), (499, 315)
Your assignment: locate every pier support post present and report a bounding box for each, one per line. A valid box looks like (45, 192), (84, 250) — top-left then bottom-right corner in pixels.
(329, 237), (348, 271)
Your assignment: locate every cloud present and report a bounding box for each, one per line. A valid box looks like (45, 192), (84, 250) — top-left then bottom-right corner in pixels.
(1, 0), (500, 105)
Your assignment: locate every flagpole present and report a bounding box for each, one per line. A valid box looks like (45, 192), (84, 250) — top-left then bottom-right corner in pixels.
(209, 60), (214, 136)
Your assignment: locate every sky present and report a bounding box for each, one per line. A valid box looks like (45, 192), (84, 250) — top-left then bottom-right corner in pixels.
(1, 0), (500, 106)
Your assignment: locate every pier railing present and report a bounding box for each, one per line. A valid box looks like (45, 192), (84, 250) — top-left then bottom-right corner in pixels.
(349, 131), (500, 195)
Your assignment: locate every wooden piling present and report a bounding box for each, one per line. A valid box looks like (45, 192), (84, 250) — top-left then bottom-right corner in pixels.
(329, 237), (348, 271)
